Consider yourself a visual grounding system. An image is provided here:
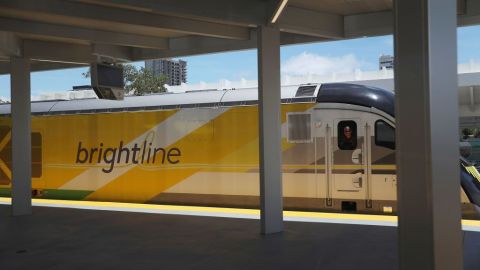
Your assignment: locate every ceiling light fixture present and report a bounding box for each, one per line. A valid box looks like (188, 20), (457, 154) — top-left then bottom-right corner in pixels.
(271, 0), (289, 24)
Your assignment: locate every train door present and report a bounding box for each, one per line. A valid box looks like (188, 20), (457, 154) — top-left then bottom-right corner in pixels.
(312, 119), (326, 206)
(325, 117), (372, 211)
(315, 119), (332, 207)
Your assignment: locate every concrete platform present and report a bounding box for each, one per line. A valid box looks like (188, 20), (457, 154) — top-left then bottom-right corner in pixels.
(0, 203), (479, 270)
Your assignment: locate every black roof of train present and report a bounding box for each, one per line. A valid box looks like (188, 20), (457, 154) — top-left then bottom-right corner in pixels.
(317, 83), (395, 117)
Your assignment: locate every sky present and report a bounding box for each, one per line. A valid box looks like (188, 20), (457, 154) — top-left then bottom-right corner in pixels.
(1, 25), (480, 99)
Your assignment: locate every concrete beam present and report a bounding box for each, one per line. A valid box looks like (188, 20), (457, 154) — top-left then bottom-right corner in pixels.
(0, 60), (86, 75)
(278, 7), (344, 39)
(3, 32), (322, 69)
(133, 32), (324, 60)
(91, 44), (132, 62)
(346, 0), (480, 39)
(0, 17), (168, 49)
(459, 0), (467, 15)
(86, 0), (344, 39)
(0, 0), (250, 40)
(22, 40), (133, 64)
(344, 11), (392, 39)
(280, 32), (328, 44)
(75, 0), (474, 39)
(23, 40), (94, 64)
(459, 0), (480, 26)
(77, 0), (267, 26)
(134, 35), (256, 60)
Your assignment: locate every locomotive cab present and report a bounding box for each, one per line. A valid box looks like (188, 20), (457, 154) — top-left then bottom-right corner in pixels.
(285, 83), (475, 214)
(282, 84), (397, 213)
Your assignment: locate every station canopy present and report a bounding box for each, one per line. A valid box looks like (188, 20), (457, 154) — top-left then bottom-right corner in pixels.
(0, 0), (478, 73)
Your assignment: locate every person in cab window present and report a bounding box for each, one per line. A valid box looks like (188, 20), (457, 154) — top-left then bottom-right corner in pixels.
(340, 126), (355, 150)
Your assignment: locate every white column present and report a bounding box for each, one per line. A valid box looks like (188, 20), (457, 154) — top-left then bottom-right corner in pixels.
(394, 0), (462, 269)
(10, 56), (32, 216)
(257, 25), (283, 234)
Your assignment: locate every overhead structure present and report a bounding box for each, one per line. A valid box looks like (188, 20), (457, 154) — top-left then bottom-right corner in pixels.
(0, 0), (471, 269)
(0, 0), (479, 73)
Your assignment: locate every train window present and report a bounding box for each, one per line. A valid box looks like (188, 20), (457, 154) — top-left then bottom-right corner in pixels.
(287, 113), (312, 143)
(375, 120), (395, 150)
(338, 121), (357, 150)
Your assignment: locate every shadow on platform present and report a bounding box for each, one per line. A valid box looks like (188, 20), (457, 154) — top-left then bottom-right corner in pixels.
(0, 205), (478, 270)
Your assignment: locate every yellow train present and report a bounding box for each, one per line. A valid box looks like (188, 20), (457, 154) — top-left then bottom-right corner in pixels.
(0, 83), (479, 215)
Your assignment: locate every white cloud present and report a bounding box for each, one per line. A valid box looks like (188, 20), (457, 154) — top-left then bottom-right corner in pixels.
(281, 52), (362, 76)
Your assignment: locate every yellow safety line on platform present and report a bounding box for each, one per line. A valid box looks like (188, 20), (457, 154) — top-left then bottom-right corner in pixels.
(0, 197), (259, 215)
(283, 210), (397, 222)
(1, 197), (479, 227)
(462, 219), (480, 227)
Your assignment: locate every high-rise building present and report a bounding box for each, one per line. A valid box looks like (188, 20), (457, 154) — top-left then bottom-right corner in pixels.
(145, 59), (187, 86)
(379, 55), (394, 70)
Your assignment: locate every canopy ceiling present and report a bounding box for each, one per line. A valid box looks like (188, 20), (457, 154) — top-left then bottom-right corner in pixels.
(0, 0), (478, 73)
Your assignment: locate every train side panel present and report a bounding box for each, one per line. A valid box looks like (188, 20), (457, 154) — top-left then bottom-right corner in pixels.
(0, 103), (398, 214)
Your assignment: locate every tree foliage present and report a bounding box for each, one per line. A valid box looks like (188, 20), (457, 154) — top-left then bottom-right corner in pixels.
(82, 64), (168, 96)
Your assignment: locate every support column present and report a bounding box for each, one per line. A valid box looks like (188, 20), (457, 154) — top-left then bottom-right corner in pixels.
(10, 56), (32, 216)
(257, 25), (283, 234)
(394, 0), (462, 269)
